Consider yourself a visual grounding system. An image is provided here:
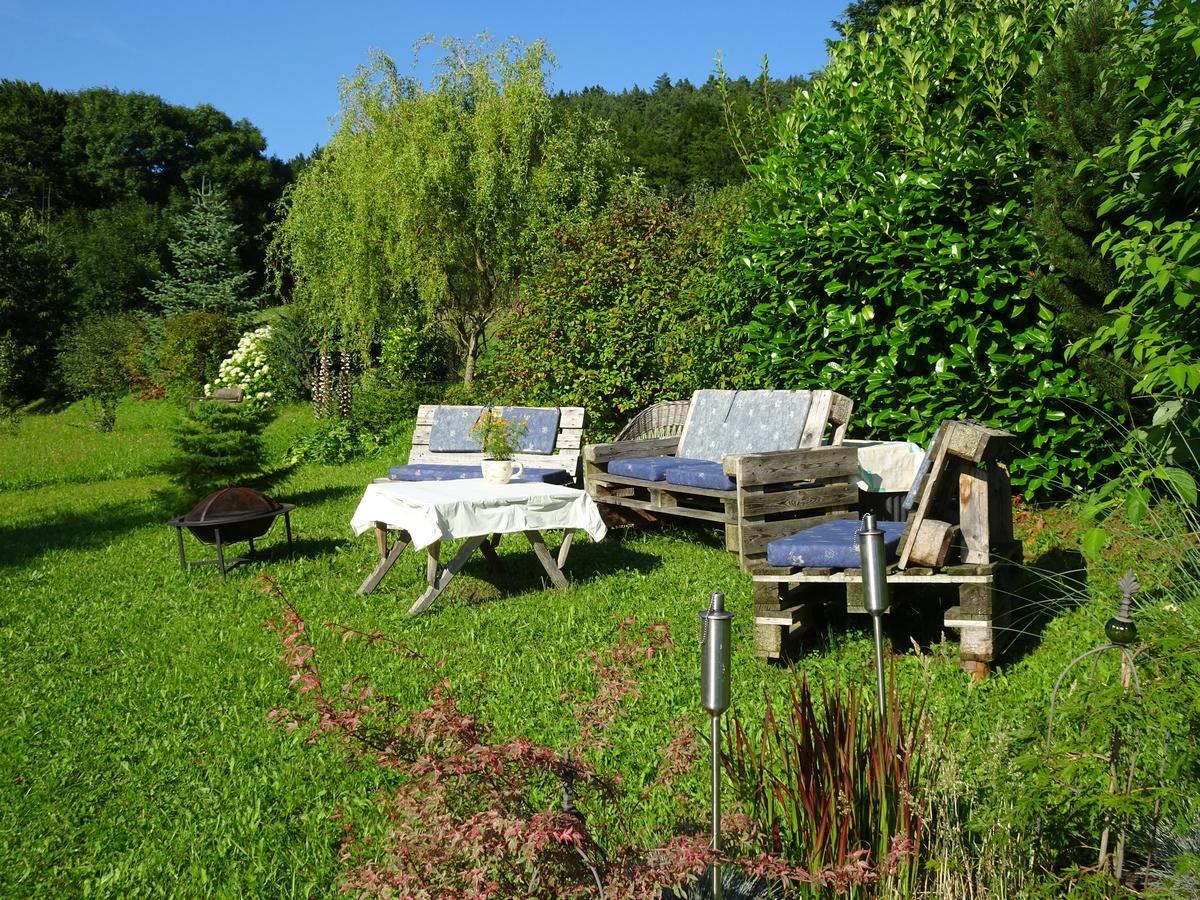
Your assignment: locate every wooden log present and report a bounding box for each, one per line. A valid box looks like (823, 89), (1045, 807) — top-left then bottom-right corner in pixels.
(727, 445), (859, 486)
(906, 519), (959, 567)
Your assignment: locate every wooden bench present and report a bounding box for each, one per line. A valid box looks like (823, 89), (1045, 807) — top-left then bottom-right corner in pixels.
(396, 404), (585, 484)
(584, 390), (857, 555)
(747, 420), (1021, 675)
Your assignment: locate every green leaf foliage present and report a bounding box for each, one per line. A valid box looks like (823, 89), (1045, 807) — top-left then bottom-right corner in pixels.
(1079, 0), (1200, 402)
(487, 186), (756, 437)
(741, 0), (1125, 495)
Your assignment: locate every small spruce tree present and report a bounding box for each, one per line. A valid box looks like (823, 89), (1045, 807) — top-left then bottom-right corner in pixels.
(165, 401), (269, 503)
(1028, 0), (1133, 406)
(144, 184), (256, 317)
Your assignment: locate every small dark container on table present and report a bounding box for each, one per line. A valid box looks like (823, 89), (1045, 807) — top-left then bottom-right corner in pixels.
(169, 487), (295, 578)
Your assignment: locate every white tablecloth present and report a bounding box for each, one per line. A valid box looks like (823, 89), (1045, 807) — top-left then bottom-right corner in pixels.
(350, 480), (608, 551)
(842, 440), (925, 493)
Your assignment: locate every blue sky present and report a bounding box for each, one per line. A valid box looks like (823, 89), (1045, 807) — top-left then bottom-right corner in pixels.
(1, 1), (846, 161)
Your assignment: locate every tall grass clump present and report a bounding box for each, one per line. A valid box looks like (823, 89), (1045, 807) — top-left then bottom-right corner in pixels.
(723, 673), (935, 896)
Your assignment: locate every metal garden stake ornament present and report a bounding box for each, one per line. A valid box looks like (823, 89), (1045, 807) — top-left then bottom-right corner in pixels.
(699, 590), (732, 900)
(858, 513), (891, 719)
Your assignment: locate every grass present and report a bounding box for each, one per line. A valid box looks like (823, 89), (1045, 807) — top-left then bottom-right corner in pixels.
(0, 399), (1196, 896)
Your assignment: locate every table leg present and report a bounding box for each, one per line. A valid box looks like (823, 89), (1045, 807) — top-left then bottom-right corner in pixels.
(556, 531), (575, 569)
(524, 530), (568, 589)
(409, 535), (487, 616)
(374, 521), (388, 559)
(425, 541), (440, 586)
(479, 533), (504, 572)
(357, 530), (412, 596)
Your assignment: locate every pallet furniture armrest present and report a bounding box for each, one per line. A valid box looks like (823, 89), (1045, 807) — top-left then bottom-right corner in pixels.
(584, 436), (681, 466)
(724, 445), (860, 485)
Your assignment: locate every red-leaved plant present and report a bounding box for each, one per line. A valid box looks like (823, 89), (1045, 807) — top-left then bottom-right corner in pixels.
(723, 671), (936, 897)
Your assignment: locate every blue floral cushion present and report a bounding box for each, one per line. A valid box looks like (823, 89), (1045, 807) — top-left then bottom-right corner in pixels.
(387, 464), (572, 484)
(677, 390), (813, 462)
(766, 518), (907, 569)
(501, 406), (560, 455)
(664, 462), (736, 492)
(607, 456), (711, 481)
(428, 406), (485, 453)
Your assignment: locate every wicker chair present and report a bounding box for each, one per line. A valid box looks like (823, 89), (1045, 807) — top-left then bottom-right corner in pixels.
(613, 399), (691, 442)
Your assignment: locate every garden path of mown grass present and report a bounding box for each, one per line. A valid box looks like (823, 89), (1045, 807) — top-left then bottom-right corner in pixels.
(0, 400), (1141, 897)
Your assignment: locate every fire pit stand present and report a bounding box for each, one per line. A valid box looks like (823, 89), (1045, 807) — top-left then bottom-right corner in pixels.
(168, 487), (296, 578)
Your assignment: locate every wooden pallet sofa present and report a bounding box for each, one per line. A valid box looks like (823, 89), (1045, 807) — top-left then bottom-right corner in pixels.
(747, 420), (1022, 675)
(583, 389), (858, 554)
(386, 404), (586, 485)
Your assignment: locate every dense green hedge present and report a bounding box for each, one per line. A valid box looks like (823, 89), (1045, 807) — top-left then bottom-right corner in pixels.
(487, 187), (755, 437)
(740, 0), (1127, 495)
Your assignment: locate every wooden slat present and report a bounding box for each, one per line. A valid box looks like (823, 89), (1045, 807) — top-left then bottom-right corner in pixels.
(555, 431), (583, 450)
(583, 436), (680, 465)
(897, 428), (950, 568)
(943, 420), (1015, 464)
(829, 393), (854, 444)
(799, 390), (834, 448)
(958, 465), (991, 565)
(728, 445), (859, 486)
(407, 448), (580, 471)
(589, 471), (733, 498)
(739, 481), (859, 518)
(590, 493), (734, 524)
(558, 407), (585, 429)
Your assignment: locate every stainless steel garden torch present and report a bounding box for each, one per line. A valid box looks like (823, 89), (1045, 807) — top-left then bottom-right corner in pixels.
(859, 513), (891, 720)
(699, 590), (733, 900)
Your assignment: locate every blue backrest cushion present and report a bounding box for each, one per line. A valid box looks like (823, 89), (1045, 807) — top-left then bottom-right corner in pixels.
(498, 406), (561, 455)
(429, 406), (485, 453)
(677, 390), (813, 462)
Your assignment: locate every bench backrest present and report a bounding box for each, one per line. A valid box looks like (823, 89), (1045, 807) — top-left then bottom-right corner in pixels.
(676, 389), (853, 462)
(409, 405), (585, 478)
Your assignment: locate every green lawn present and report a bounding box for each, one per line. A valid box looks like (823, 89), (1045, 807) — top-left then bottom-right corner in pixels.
(0, 400), (1193, 896)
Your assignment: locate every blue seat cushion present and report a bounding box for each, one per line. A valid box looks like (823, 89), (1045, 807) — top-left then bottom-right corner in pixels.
(607, 456), (711, 481)
(387, 464), (572, 485)
(766, 519), (908, 569)
(664, 461), (736, 492)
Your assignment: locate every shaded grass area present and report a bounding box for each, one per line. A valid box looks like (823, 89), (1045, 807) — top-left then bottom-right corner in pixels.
(1, 400), (1194, 895)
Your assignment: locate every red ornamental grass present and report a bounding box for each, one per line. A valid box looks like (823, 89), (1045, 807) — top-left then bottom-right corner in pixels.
(724, 669), (935, 896)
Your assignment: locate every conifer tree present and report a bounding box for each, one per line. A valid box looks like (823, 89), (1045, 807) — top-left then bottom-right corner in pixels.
(1028, 0), (1132, 403)
(144, 184), (256, 316)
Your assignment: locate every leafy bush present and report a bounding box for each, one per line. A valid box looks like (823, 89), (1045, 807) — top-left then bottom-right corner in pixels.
(378, 317), (455, 384)
(158, 310), (238, 399)
(1076, 0), (1200, 405)
(741, 0), (1125, 495)
(57, 313), (141, 430)
(206, 325), (275, 406)
(165, 400), (270, 503)
(288, 368), (423, 464)
(488, 186), (754, 437)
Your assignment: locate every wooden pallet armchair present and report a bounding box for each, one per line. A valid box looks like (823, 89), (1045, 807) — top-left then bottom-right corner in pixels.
(748, 420), (1022, 675)
(584, 389), (857, 554)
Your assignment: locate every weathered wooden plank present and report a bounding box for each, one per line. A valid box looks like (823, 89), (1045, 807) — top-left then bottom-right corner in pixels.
(589, 471), (734, 498)
(751, 571), (995, 584)
(558, 407), (586, 429)
(407, 448), (580, 471)
(755, 604), (822, 628)
(555, 432), (583, 450)
(958, 465), (991, 565)
(357, 532), (411, 596)
(829, 393), (854, 444)
(989, 460), (1014, 546)
(524, 531), (568, 588)
(583, 437), (680, 465)
(800, 390), (834, 449)
(588, 493), (734, 524)
(943, 421), (1015, 464)
(898, 430), (950, 568)
(907, 519), (959, 567)
(728, 445), (860, 486)
(739, 481), (860, 518)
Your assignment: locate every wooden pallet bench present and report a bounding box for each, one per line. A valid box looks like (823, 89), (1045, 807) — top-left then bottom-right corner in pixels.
(584, 389), (856, 555)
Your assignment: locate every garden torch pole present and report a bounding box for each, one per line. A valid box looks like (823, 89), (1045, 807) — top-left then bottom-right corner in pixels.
(859, 514), (891, 720)
(699, 590), (733, 900)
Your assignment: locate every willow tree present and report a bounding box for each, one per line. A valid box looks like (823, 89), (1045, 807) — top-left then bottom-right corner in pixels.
(274, 37), (626, 388)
